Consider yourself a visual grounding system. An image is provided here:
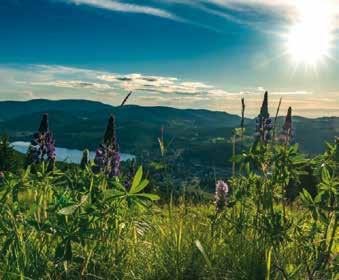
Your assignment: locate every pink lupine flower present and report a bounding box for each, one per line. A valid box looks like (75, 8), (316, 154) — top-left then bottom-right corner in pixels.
(215, 180), (229, 212)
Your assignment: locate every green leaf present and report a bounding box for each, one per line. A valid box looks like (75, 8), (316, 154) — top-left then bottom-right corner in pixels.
(134, 193), (160, 201)
(319, 211), (329, 225)
(266, 247), (272, 280)
(58, 204), (79, 215)
(300, 189), (313, 204)
(195, 240), (213, 272)
(130, 166), (143, 193)
(104, 189), (126, 201)
(130, 179), (149, 194)
(321, 168), (331, 183)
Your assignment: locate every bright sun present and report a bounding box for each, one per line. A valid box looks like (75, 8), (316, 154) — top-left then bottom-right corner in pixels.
(286, 0), (334, 67)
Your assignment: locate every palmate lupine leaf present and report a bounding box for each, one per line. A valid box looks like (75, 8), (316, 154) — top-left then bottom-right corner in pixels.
(130, 179), (149, 194)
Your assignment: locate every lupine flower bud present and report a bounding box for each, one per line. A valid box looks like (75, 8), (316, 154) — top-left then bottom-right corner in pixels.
(39, 114), (49, 134)
(260, 91), (269, 119)
(255, 91), (273, 143)
(80, 149), (90, 169)
(26, 114), (56, 171)
(93, 115), (120, 178)
(280, 107), (295, 145)
(215, 180), (229, 212)
(104, 116), (117, 149)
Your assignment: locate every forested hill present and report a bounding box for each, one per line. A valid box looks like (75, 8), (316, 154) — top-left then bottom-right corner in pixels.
(0, 99), (338, 166)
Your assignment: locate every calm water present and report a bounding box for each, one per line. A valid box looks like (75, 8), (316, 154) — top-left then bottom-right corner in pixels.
(12, 141), (135, 164)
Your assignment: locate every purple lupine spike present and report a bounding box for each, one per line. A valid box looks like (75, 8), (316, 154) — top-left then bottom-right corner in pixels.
(215, 180), (229, 212)
(27, 114), (56, 170)
(110, 151), (120, 177)
(255, 91), (273, 143)
(93, 115), (120, 178)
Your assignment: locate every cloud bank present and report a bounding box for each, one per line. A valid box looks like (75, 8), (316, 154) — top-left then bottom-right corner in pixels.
(1, 64), (337, 118)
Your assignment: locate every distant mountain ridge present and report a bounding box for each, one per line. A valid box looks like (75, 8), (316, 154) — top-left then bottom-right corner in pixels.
(0, 99), (338, 167)
(0, 99), (243, 124)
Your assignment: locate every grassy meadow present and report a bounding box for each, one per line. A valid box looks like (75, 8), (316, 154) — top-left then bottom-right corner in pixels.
(0, 95), (338, 280)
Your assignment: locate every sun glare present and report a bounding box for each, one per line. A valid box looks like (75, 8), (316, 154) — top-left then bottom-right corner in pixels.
(286, 0), (334, 68)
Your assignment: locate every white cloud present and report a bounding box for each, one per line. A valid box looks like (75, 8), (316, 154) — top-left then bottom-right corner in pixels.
(31, 80), (112, 90)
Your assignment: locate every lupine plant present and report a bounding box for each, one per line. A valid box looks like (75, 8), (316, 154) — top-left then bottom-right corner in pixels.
(280, 107), (295, 145)
(255, 91), (273, 143)
(92, 115), (120, 178)
(26, 113), (56, 171)
(215, 180), (229, 212)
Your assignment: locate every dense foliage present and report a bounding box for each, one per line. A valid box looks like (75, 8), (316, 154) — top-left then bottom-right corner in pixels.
(0, 95), (338, 279)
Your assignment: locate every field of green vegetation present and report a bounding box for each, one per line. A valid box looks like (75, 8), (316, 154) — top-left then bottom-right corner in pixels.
(0, 94), (338, 279)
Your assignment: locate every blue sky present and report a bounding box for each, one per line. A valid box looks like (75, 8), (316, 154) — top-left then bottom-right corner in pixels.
(1, 0), (339, 117)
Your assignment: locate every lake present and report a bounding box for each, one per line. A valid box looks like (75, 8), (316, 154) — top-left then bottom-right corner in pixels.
(11, 141), (135, 164)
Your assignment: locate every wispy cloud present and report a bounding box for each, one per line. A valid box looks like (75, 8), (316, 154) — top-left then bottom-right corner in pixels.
(65, 0), (178, 20)
(31, 80), (113, 90)
(97, 73), (218, 95)
(164, 0), (339, 35)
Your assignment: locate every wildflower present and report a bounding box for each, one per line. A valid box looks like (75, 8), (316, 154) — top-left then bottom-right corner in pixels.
(80, 149), (90, 169)
(255, 91), (273, 143)
(26, 114), (56, 171)
(93, 115), (120, 177)
(280, 107), (295, 145)
(215, 180), (229, 212)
